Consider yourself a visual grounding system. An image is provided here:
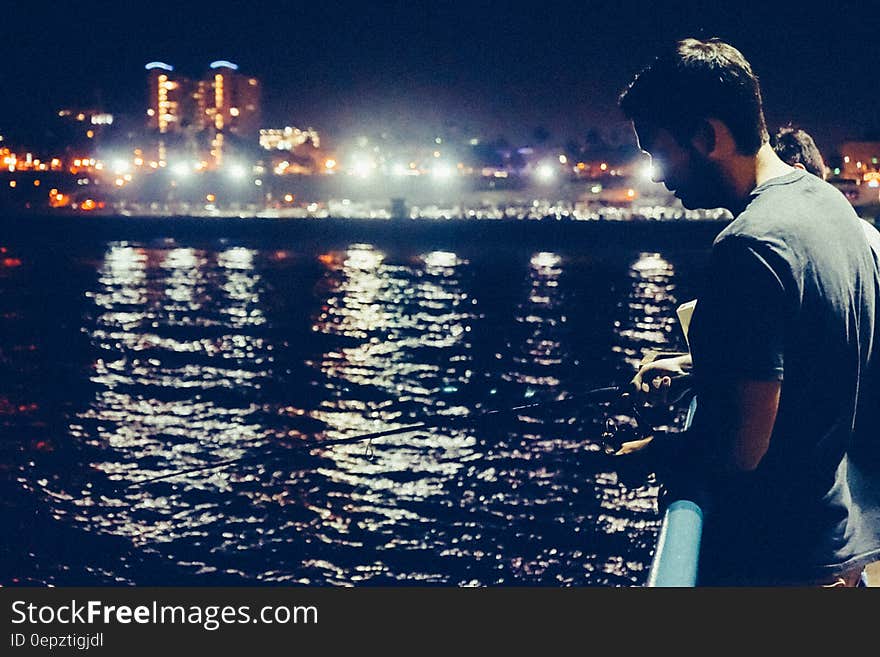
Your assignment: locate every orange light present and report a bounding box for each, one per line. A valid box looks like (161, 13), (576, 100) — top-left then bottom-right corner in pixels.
(49, 192), (69, 207)
(206, 194), (216, 202)
(284, 194), (294, 202)
(33, 180), (40, 186)
(81, 199), (97, 211)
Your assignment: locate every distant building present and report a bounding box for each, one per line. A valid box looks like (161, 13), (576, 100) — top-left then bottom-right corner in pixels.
(145, 60), (261, 165)
(838, 141), (880, 181)
(57, 109), (114, 126)
(259, 127), (321, 151)
(145, 62), (194, 134)
(197, 61), (261, 138)
(55, 108), (115, 149)
(832, 141), (880, 207)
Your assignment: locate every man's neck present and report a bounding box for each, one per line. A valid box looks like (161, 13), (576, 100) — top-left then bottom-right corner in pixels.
(727, 143), (795, 215)
(755, 143), (795, 188)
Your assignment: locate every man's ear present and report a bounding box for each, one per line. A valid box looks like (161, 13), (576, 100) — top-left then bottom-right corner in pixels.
(698, 118), (737, 160)
(690, 120), (716, 156)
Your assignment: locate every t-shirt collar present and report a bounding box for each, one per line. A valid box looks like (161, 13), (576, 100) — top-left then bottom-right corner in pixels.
(750, 168), (807, 197)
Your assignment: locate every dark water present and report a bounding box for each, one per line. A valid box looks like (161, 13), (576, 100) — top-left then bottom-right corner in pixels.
(0, 216), (721, 586)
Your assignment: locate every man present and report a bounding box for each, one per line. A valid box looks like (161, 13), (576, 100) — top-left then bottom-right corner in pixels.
(617, 38), (880, 585)
(771, 124), (828, 179)
(634, 125), (880, 396)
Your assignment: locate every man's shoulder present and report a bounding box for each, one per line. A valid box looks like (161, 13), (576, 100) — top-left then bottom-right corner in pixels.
(863, 220), (880, 256)
(716, 173), (856, 248)
(748, 171), (854, 223)
(712, 210), (779, 252)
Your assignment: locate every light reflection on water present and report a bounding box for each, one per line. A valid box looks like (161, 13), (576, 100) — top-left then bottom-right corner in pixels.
(614, 252), (681, 369)
(3, 235), (698, 586)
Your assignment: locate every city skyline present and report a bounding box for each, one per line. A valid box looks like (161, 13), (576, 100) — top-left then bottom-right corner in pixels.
(3, 1), (879, 153)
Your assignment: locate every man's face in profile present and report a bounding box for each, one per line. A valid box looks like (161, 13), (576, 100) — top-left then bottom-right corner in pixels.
(634, 123), (727, 211)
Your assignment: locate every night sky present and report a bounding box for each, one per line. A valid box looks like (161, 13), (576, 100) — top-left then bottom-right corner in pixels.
(3, 1), (878, 153)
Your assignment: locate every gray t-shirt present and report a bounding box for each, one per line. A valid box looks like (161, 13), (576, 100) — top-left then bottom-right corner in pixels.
(686, 169), (880, 585)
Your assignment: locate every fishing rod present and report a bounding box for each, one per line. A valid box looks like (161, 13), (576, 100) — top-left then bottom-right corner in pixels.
(123, 375), (693, 490)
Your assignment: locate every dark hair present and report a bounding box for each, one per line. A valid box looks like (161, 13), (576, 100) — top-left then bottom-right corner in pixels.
(771, 125), (826, 179)
(619, 38), (768, 155)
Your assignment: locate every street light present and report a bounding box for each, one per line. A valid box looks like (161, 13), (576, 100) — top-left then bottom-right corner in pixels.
(535, 163), (555, 183)
(432, 163), (453, 180)
(171, 162), (191, 177)
(227, 163), (247, 180)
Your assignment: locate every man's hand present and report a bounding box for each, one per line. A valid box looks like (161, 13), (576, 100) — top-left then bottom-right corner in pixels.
(631, 352), (693, 404)
(613, 434), (655, 456)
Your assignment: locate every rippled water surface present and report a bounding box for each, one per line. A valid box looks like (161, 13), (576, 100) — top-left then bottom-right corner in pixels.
(0, 217), (717, 585)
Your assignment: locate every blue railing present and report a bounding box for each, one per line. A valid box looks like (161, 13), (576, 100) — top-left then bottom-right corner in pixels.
(646, 396), (703, 587)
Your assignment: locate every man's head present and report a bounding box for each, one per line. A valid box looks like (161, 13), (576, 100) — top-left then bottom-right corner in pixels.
(619, 38), (769, 210)
(772, 125), (827, 180)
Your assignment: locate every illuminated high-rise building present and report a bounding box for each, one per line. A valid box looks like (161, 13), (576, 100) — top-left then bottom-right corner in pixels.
(145, 60), (261, 166)
(199, 61), (261, 138)
(146, 60), (261, 136)
(145, 62), (196, 134)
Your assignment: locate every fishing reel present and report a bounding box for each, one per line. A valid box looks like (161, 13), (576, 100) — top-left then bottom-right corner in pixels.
(598, 374), (695, 456)
(598, 393), (653, 455)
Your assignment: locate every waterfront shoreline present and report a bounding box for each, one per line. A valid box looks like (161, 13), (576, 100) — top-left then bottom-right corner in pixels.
(1, 213), (733, 252)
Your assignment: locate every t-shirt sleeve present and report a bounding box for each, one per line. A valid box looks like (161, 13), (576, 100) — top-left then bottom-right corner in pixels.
(693, 236), (787, 381)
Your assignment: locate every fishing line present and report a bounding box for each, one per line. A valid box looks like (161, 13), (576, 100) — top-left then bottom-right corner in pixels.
(122, 375), (692, 489)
